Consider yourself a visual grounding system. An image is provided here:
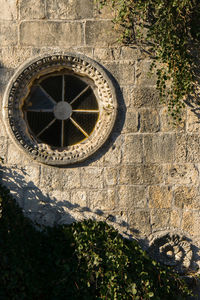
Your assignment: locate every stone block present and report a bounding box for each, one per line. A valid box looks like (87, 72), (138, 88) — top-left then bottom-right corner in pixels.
(7, 143), (29, 165)
(186, 107), (200, 133)
(170, 209), (181, 228)
(144, 133), (175, 163)
(174, 134), (187, 163)
(93, 47), (114, 61)
(85, 21), (118, 47)
(119, 165), (143, 185)
(71, 190), (88, 208)
(131, 87), (160, 108)
(0, 21), (17, 46)
(0, 47), (32, 68)
(187, 134), (200, 162)
(89, 189), (115, 211)
(139, 108), (160, 132)
(174, 186), (200, 209)
(81, 167), (103, 189)
(20, 21), (83, 47)
(40, 166), (81, 191)
(103, 167), (118, 186)
(128, 210), (151, 236)
(164, 164), (198, 185)
(118, 185), (147, 209)
(151, 209), (171, 231)
(120, 164), (163, 185)
(136, 60), (157, 86)
(122, 110), (139, 133)
(0, 0), (17, 20)
(160, 107), (185, 132)
(182, 211), (200, 236)
(103, 61), (135, 85)
(103, 135), (123, 165)
(93, 2), (115, 19)
(20, 0), (45, 19)
(122, 134), (143, 163)
(149, 186), (172, 209)
(142, 164), (163, 184)
(47, 0), (93, 20)
(0, 137), (7, 162)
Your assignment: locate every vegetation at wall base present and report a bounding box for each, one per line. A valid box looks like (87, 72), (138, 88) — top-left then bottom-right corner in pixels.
(0, 184), (193, 299)
(97, 0), (200, 123)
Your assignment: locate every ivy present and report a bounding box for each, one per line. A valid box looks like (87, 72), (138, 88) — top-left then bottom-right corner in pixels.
(0, 183), (193, 299)
(97, 0), (200, 122)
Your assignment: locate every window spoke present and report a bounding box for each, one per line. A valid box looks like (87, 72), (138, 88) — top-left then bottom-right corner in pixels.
(69, 85), (90, 105)
(24, 108), (54, 113)
(39, 85), (57, 105)
(62, 75), (65, 102)
(70, 117), (89, 138)
(36, 118), (56, 138)
(72, 109), (99, 113)
(61, 120), (65, 147)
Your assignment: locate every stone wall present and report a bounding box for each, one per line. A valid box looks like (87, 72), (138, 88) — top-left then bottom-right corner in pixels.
(0, 0), (200, 273)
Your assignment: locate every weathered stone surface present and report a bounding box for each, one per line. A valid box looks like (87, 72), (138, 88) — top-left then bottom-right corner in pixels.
(144, 134), (175, 163)
(131, 87), (160, 108)
(149, 186), (172, 209)
(20, 0), (45, 19)
(103, 135), (123, 165)
(187, 134), (200, 162)
(20, 21), (83, 46)
(174, 134), (187, 163)
(0, 47), (32, 68)
(122, 134), (143, 163)
(47, 0), (93, 20)
(40, 167), (81, 191)
(103, 61), (135, 85)
(151, 209), (171, 231)
(7, 143), (29, 165)
(128, 210), (151, 236)
(119, 165), (143, 185)
(170, 210), (181, 228)
(182, 211), (200, 236)
(81, 167), (104, 189)
(71, 190), (88, 207)
(93, 2), (115, 19)
(0, 0), (17, 20)
(89, 189), (115, 211)
(174, 186), (200, 209)
(186, 108), (200, 133)
(139, 108), (160, 132)
(122, 110), (139, 133)
(142, 164), (163, 184)
(85, 21), (118, 47)
(0, 22), (17, 46)
(0, 137), (7, 162)
(136, 60), (157, 86)
(160, 107), (185, 132)
(118, 185), (147, 209)
(120, 164), (163, 185)
(103, 167), (118, 186)
(164, 164), (198, 185)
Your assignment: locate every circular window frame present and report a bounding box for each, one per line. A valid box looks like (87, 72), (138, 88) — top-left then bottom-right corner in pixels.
(3, 53), (117, 165)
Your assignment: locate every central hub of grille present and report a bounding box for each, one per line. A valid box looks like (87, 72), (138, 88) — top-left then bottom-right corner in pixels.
(53, 101), (72, 120)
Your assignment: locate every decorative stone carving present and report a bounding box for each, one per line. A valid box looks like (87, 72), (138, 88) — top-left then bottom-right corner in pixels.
(148, 233), (193, 273)
(3, 53), (117, 165)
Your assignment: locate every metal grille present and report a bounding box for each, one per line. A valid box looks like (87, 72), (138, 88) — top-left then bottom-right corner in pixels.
(23, 73), (99, 147)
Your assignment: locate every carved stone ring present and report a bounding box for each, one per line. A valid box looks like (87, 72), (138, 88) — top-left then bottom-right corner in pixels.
(3, 53), (117, 165)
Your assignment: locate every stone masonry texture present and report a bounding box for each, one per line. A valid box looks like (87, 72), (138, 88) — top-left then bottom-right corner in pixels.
(1, 0), (200, 272)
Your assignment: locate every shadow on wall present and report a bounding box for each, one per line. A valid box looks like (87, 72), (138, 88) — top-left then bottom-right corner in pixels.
(1, 163), (200, 276)
(0, 163), (132, 239)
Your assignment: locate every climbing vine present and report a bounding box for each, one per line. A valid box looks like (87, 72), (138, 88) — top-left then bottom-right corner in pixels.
(97, 0), (200, 122)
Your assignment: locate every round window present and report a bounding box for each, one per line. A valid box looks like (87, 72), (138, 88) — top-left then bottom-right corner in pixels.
(3, 54), (117, 165)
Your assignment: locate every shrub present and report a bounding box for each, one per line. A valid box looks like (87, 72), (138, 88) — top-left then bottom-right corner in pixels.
(0, 184), (192, 299)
